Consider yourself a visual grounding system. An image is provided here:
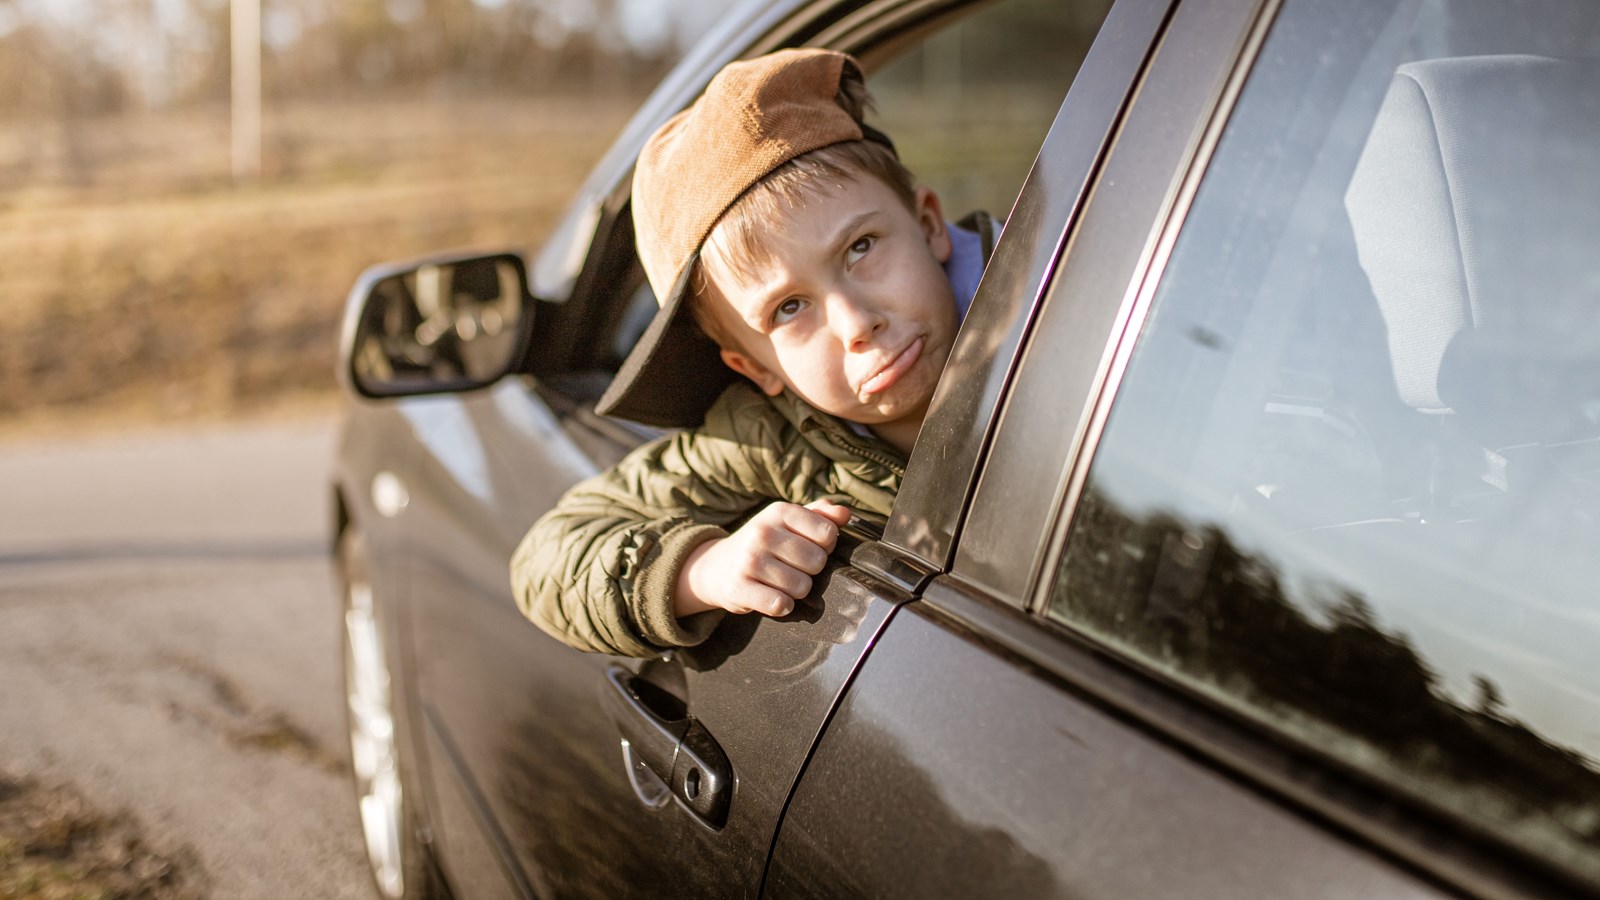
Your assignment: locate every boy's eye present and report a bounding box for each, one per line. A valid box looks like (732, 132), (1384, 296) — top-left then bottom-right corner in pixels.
(846, 235), (874, 264)
(772, 297), (807, 325)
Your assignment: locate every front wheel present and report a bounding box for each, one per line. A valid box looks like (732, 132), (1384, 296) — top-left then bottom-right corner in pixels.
(340, 527), (434, 900)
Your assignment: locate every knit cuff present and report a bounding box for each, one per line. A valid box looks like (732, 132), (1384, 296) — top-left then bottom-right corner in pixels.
(631, 521), (729, 649)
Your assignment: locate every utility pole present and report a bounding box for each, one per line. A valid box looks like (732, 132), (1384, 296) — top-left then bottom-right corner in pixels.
(231, 0), (261, 183)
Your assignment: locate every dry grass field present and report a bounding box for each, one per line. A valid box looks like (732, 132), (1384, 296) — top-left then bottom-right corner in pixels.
(0, 96), (634, 436)
(0, 78), (1061, 440)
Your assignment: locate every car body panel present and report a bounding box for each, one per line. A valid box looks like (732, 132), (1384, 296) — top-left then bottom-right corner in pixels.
(767, 586), (1455, 899)
(396, 378), (937, 896)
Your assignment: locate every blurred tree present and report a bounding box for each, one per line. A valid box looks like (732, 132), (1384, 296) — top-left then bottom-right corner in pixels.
(0, 16), (127, 117)
(0, 0), (732, 116)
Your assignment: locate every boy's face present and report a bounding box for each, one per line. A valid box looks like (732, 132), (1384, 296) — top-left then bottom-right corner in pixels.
(699, 176), (958, 440)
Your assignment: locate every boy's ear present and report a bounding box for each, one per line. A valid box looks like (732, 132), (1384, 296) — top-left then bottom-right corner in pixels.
(914, 185), (953, 264)
(720, 348), (786, 397)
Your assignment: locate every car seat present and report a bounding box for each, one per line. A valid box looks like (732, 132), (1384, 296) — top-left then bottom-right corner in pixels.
(1345, 53), (1600, 519)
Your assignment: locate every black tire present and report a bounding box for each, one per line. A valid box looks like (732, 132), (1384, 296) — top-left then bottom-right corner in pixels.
(339, 526), (437, 900)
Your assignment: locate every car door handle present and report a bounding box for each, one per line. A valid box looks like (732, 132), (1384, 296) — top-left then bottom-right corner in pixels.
(602, 665), (732, 828)
(604, 665), (686, 808)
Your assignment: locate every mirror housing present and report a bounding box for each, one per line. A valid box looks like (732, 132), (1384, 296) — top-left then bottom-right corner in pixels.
(338, 251), (533, 399)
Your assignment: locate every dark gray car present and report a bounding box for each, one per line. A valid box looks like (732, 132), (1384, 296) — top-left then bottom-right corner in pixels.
(331, 0), (1600, 896)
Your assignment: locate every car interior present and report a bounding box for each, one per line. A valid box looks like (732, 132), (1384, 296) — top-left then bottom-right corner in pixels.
(1255, 1), (1600, 596)
(1152, 0), (1600, 574)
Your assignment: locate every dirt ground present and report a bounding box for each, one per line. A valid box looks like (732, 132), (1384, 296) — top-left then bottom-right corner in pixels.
(0, 769), (205, 900)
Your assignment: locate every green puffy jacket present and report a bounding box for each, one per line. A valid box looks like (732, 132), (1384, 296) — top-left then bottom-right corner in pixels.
(510, 381), (906, 658)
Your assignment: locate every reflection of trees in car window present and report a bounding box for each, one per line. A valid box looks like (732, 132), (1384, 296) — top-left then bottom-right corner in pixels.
(1050, 0), (1600, 885)
(1059, 487), (1600, 875)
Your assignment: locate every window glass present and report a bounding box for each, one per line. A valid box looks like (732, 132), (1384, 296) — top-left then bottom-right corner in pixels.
(868, 0), (1112, 220)
(1051, 0), (1600, 883)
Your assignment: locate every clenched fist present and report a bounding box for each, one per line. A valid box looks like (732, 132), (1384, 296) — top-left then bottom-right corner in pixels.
(674, 500), (854, 618)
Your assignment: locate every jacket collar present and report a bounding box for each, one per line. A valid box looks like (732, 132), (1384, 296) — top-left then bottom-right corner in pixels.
(768, 389), (908, 476)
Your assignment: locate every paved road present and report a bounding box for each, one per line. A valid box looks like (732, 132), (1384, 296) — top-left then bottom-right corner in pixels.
(0, 415), (372, 899)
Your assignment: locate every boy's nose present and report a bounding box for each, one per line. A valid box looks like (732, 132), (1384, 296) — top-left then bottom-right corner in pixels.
(828, 293), (886, 349)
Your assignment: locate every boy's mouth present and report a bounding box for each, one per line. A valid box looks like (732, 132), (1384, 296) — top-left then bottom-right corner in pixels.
(860, 336), (924, 396)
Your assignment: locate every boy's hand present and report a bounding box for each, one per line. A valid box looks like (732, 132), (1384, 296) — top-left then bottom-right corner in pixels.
(674, 500), (854, 619)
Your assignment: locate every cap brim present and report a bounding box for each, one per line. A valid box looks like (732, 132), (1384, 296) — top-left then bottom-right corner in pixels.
(595, 261), (740, 428)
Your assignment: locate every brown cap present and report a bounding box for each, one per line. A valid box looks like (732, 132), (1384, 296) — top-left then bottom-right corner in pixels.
(596, 48), (886, 427)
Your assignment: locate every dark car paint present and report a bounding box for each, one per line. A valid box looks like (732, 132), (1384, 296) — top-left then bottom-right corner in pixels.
(766, 594), (1454, 899)
(390, 385), (927, 898)
(329, 0), (1594, 895)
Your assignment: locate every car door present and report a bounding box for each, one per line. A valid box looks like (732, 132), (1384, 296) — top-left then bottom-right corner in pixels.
(769, 0), (1600, 895)
(394, 0), (1123, 896)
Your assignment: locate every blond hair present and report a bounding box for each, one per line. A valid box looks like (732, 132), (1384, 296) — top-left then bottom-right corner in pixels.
(688, 69), (916, 350)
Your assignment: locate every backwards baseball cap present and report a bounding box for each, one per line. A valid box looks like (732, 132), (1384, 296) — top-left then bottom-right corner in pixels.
(595, 48), (895, 427)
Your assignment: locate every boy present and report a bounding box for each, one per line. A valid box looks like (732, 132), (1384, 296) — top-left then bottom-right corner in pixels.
(511, 48), (996, 658)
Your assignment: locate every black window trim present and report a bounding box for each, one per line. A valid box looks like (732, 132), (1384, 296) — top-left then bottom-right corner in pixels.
(946, 0), (1261, 604)
(885, 0), (1180, 570)
(1018, 0), (1273, 616)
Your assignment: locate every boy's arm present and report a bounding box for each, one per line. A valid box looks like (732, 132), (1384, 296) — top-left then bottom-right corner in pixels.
(509, 430), (747, 658)
(510, 383), (865, 658)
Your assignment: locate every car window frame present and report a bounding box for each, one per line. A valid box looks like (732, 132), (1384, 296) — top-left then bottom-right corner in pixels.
(947, 0), (1261, 606)
(884, 0), (1179, 569)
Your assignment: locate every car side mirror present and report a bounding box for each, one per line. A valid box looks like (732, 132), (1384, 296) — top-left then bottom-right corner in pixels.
(338, 251), (533, 398)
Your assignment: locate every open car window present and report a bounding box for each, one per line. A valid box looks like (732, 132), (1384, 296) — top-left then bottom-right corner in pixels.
(562, 0), (1112, 410)
(866, 0), (1111, 221)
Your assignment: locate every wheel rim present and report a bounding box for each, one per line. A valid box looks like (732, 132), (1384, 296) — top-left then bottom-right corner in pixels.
(345, 574), (407, 899)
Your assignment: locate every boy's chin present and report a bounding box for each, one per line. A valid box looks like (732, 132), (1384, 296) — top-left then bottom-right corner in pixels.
(782, 376), (936, 427)
(838, 392), (935, 429)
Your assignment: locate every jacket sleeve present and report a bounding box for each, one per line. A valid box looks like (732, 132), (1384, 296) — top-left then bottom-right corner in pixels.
(510, 393), (802, 657)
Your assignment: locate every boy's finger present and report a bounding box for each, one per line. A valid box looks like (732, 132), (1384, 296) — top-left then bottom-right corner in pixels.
(804, 499), (854, 526)
(768, 530), (829, 576)
(766, 593), (795, 617)
(753, 561), (812, 603)
(779, 503), (841, 550)
(737, 584), (795, 618)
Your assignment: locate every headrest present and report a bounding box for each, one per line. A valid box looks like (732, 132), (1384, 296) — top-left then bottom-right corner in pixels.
(1345, 55), (1600, 415)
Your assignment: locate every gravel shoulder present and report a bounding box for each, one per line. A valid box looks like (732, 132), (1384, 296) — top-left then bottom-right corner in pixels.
(0, 414), (372, 900)
(0, 768), (206, 899)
